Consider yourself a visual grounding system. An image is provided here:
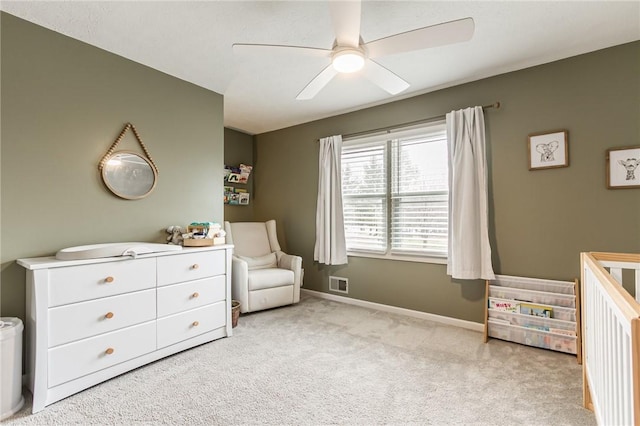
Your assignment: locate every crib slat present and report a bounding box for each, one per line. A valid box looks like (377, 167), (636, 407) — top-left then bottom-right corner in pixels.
(622, 337), (631, 426)
(610, 267), (623, 284)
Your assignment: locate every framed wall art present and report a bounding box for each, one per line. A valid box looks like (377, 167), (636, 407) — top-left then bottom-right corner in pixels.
(606, 145), (640, 189)
(528, 130), (569, 170)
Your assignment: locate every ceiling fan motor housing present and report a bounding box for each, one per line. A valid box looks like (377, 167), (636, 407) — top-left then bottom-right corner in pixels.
(332, 47), (366, 73)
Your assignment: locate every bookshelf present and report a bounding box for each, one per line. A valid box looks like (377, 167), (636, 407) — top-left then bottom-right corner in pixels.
(224, 164), (252, 205)
(484, 275), (582, 363)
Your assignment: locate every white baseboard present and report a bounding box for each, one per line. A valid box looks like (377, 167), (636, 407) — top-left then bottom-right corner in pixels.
(301, 288), (484, 333)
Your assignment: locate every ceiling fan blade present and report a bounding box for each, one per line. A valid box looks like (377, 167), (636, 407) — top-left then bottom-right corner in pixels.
(329, 0), (362, 48)
(365, 17), (475, 59)
(296, 64), (338, 100)
(233, 43), (331, 58)
(363, 60), (410, 95)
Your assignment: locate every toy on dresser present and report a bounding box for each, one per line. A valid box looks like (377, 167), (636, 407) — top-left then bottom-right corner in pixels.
(167, 222), (226, 247)
(166, 226), (186, 245)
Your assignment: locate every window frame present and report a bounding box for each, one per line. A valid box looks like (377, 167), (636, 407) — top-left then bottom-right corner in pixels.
(341, 121), (449, 264)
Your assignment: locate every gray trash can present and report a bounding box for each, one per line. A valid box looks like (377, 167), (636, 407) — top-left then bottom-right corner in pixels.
(0, 318), (25, 420)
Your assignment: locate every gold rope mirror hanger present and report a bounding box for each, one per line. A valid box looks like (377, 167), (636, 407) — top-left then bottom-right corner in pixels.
(99, 123), (159, 200)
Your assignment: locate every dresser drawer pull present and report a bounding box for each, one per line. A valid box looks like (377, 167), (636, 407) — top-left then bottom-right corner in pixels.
(191, 292), (200, 299)
(105, 312), (114, 319)
(105, 276), (115, 283)
(191, 264), (199, 270)
(105, 348), (115, 355)
(192, 321), (200, 327)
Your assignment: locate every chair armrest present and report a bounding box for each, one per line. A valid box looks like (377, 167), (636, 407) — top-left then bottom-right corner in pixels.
(277, 252), (301, 271)
(277, 252), (303, 300)
(231, 256), (250, 313)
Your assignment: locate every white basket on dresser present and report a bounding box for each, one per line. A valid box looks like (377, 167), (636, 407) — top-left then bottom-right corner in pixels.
(18, 244), (233, 413)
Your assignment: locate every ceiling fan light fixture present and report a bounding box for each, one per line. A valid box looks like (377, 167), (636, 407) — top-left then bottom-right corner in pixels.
(332, 49), (365, 73)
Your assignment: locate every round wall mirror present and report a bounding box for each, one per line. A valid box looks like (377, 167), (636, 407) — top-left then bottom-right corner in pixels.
(101, 151), (157, 200)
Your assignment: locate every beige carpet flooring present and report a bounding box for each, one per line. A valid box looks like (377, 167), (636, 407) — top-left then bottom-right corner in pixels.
(6, 294), (596, 425)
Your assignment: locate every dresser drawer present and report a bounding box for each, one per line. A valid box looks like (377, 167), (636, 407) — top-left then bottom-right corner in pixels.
(157, 302), (226, 349)
(157, 276), (226, 318)
(48, 321), (156, 387)
(48, 289), (156, 348)
(157, 250), (225, 286)
(48, 258), (156, 307)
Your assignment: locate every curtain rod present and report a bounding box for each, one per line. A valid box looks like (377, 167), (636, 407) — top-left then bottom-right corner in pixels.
(320, 101), (501, 141)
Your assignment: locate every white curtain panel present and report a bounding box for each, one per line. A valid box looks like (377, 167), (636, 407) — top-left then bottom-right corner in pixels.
(446, 107), (495, 280)
(314, 135), (348, 265)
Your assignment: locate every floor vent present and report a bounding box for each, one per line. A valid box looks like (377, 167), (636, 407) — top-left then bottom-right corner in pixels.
(329, 276), (348, 294)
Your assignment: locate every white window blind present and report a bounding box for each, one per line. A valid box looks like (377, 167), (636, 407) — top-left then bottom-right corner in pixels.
(342, 121), (448, 259)
(341, 141), (387, 253)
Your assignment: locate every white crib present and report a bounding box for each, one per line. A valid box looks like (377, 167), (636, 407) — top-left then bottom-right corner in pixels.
(581, 252), (640, 426)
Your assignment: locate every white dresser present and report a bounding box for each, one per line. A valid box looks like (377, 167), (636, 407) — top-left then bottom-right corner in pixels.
(17, 245), (233, 413)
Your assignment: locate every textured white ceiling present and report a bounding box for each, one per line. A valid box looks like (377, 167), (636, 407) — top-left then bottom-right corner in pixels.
(2, 1), (639, 134)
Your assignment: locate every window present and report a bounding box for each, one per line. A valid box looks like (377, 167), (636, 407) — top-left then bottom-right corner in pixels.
(341, 121), (448, 261)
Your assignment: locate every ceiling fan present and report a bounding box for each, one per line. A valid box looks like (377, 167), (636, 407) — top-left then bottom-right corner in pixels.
(232, 1), (474, 100)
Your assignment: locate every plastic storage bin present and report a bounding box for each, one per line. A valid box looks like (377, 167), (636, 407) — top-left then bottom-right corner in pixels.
(489, 285), (576, 308)
(1, 318), (25, 420)
(488, 319), (577, 354)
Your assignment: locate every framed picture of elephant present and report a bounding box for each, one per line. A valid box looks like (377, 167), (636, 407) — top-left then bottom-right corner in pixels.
(606, 145), (640, 189)
(528, 130), (569, 170)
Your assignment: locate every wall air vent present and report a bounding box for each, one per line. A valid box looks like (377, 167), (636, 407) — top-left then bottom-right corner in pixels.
(329, 276), (348, 294)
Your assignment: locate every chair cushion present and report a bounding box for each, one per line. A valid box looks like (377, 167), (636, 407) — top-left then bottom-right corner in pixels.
(238, 253), (277, 270)
(248, 268), (295, 291)
(228, 222), (273, 257)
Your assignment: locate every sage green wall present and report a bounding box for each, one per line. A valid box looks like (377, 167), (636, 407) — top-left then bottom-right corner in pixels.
(0, 13), (224, 320)
(253, 41), (640, 323)
(224, 128), (254, 222)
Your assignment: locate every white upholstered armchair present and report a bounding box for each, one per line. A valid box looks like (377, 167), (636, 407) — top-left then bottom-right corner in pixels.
(224, 220), (302, 313)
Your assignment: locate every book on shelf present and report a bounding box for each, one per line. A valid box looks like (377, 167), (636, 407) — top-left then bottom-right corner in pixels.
(224, 164), (252, 184)
(224, 186), (250, 205)
(523, 324), (550, 332)
(524, 331), (551, 348)
(488, 297), (519, 312)
(521, 324), (577, 337)
(520, 302), (553, 318)
(238, 192), (250, 205)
